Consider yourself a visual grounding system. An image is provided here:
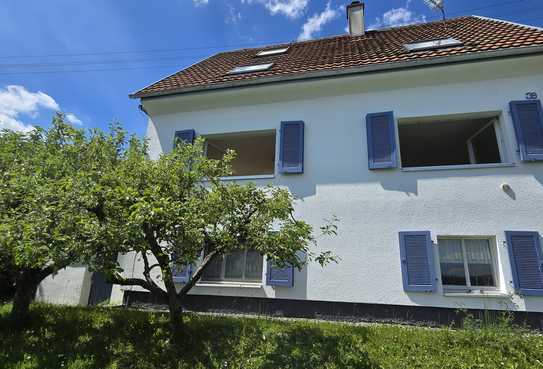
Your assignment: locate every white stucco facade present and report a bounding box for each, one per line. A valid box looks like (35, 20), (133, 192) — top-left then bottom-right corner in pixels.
(110, 54), (543, 313)
(36, 266), (92, 306)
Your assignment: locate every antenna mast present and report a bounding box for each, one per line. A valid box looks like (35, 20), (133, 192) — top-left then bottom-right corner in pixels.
(424, 0), (446, 21)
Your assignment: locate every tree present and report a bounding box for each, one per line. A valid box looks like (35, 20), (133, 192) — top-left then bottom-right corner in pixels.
(0, 114), (125, 319)
(92, 136), (337, 339)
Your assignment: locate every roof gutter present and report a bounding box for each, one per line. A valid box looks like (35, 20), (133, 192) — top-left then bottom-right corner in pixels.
(130, 45), (543, 100)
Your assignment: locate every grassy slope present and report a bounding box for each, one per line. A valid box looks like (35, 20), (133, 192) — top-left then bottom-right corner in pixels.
(1, 304), (543, 369)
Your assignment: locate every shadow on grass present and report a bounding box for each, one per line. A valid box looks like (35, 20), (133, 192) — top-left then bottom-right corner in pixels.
(0, 305), (378, 369)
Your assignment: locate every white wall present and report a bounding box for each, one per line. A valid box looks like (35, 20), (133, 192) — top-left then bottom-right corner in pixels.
(117, 54), (543, 312)
(36, 266), (92, 306)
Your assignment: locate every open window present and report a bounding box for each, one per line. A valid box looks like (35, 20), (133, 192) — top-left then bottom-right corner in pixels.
(398, 114), (505, 168)
(205, 130), (276, 177)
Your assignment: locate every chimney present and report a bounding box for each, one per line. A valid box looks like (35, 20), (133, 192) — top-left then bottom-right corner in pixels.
(347, 1), (364, 36)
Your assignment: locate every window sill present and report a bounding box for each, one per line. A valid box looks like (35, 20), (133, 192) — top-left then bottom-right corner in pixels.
(195, 282), (263, 289)
(401, 163), (515, 172)
(218, 174), (275, 181)
(443, 290), (509, 298)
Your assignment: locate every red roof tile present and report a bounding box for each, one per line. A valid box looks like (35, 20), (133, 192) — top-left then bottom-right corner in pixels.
(132, 16), (543, 98)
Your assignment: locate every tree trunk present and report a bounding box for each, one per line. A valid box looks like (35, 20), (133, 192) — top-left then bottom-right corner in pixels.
(11, 271), (40, 321)
(164, 274), (184, 341)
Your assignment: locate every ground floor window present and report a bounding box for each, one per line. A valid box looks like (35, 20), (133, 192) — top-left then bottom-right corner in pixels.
(438, 237), (497, 291)
(201, 249), (263, 283)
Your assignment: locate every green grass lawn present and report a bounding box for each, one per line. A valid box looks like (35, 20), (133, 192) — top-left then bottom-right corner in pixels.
(1, 304), (543, 369)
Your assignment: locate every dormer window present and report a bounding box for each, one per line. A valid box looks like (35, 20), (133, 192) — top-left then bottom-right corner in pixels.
(256, 47), (289, 57)
(228, 63), (273, 75)
(404, 38), (463, 52)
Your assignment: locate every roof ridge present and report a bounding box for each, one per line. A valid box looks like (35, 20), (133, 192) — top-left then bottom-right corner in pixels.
(219, 15), (477, 55)
(471, 15), (543, 32)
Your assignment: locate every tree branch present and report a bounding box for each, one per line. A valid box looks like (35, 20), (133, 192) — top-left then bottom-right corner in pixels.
(106, 272), (168, 299)
(177, 248), (218, 297)
(141, 251), (162, 292)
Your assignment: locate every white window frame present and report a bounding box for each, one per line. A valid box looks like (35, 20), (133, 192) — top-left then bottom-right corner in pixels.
(228, 63), (273, 75)
(398, 113), (512, 172)
(466, 118), (505, 165)
(404, 38), (463, 52)
(200, 249), (264, 284)
(256, 47), (289, 57)
(437, 236), (500, 293)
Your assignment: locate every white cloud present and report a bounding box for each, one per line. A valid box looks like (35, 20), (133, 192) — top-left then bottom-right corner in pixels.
(65, 113), (82, 125)
(297, 2), (338, 41)
(0, 85), (59, 132)
(225, 3), (242, 24)
(369, 0), (426, 30)
(0, 85), (82, 132)
(193, 0), (209, 6)
(242, 0), (308, 19)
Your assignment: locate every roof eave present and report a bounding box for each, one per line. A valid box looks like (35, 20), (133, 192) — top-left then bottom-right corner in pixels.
(130, 45), (543, 100)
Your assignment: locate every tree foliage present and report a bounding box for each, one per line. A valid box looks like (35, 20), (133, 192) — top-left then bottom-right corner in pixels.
(0, 114), (125, 318)
(90, 136), (337, 337)
(0, 115), (337, 332)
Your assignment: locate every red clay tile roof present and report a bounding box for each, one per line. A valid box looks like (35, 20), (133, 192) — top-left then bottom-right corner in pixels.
(132, 16), (543, 98)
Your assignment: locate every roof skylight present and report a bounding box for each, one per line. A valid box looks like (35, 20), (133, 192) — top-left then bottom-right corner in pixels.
(404, 38), (463, 52)
(228, 63), (273, 75)
(256, 47), (289, 57)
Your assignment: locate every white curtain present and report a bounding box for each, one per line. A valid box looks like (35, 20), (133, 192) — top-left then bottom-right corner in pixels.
(439, 239), (463, 262)
(465, 239), (492, 264)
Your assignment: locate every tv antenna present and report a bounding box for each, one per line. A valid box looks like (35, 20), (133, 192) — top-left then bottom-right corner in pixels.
(424, 0), (446, 21)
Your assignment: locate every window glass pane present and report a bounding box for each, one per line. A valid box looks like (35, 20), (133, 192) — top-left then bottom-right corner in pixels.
(465, 239), (495, 287)
(439, 239), (467, 286)
(201, 254), (223, 281)
(224, 250), (245, 280)
(244, 250), (263, 281)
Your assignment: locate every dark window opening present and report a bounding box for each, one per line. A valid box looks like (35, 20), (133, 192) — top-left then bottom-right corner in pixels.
(399, 117), (502, 168)
(205, 131), (276, 176)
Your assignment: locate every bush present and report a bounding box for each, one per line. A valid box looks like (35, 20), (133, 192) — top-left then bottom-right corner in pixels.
(1, 304), (542, 369)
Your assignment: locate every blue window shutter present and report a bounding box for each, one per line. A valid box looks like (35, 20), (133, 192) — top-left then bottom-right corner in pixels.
(172, 264), (191, 284)
(266, 262), (294, 287)
(174, 129), (195, 148)
(505, 231), (543, 296)
(509, 100), (543, 161)
(366, 111), (398, 169)
(399, 231), (436, 293)
(171, 253), (192, 283)
(279, 121), (304, 174)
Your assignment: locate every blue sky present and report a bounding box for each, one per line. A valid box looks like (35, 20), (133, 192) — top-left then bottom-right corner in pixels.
(0, 0), (541, 136)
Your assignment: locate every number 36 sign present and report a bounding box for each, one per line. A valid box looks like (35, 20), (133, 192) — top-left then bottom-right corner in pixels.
(526, 92), (538, 100)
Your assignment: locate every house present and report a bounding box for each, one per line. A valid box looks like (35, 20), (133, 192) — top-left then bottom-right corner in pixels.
(39, 2), (543, 326)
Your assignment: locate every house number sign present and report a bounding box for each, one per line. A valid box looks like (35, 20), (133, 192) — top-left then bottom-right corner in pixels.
(526, 92), (538, 100)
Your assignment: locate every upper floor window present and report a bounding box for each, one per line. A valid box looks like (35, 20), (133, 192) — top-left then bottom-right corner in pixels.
(205, 130), (276, 177)
(438, 237), (497, 291)
(398, 114), (505, 168)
